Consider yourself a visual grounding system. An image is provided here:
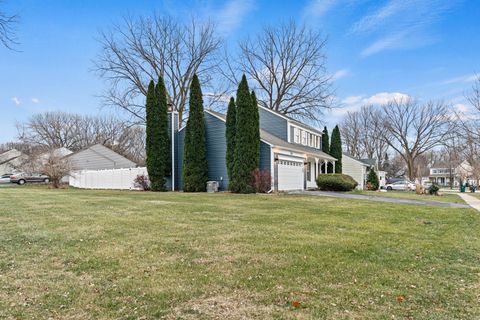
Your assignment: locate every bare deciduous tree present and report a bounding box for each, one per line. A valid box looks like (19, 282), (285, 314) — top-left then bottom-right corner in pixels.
(341, 105), (390, 168)
(41, 150), (72, 188)
(16, 112), (146, 164)
(0, 3), (18, 49)
(95, 15), (222, 123)
(341, 111), (362, 158)
(381, 98), (451, 180)
(224, 21), (332, 122)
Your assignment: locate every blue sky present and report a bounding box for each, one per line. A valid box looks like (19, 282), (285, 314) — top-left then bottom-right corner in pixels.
(1, 0), (479, 143)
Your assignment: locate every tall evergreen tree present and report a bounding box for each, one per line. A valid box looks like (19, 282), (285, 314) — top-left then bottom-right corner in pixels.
(251, 90), (260, 166)
(322, 126), (330, 173)
(183, 74), (208, 192)
(225, 97), (236, 187)
(322, 126), (329, 153)
(230, 75), (259, 193)
(146, 77), (169, 191)
(155, 76), (170, 190)
(330, 125), (343, 174)
(145, 80), (157, 187)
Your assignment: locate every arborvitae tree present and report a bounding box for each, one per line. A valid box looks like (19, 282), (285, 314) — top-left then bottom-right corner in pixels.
(322, 126), (330, 173)
(225, 97), (236, 186)
(251, 90), (260, 165)
(146, 77), (168, 191)
(146, 81), (156, 185)
(330, 125), (343, 174)
(366, 167), (379, 190)
(322, 126), (329, 153)
(183, 74), (208, 192)
(230, 75), (258, 193)
(156, 77), (170, 190)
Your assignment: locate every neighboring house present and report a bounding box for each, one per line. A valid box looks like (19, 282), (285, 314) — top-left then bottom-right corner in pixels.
(171, 106), (337, 192)
(0, 149), (25, 175)
(342, 154), (377, 190)
(429, 160), (473, 187)
(66, 144), (137, 170)
(40, 147), (73, 160)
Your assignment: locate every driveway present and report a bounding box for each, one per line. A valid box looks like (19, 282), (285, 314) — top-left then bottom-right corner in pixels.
(289, 190), (471, 208)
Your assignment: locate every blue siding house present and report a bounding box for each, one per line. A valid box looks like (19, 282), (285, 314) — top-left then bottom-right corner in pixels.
(168, 105), (336, 192)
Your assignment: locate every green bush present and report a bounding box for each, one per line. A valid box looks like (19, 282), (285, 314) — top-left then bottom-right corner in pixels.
(429, 182), (440, 195)
(366, 167), (379, 190)
(316, 174), (358, 191)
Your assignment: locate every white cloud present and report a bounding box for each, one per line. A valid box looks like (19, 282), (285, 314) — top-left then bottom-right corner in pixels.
(216, 0), (255, 34)
(351, 1), (411, 34)
(454, 103), (468, 113)
(437, 74), (477, 85)
(331, 69), (350, 80)
(31, 98), (40, 104)
(360, 31), (407, 57)
(341, 95), (363, 105)
(336, 92), (410, 115)
(11, 97), (20, 106)
(363, 92), (409, 105)
(303, 0), (338, 18)
(353, 0), (460, 57)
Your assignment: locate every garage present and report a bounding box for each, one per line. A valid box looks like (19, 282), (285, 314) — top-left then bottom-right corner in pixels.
(277, 159), (304, 191)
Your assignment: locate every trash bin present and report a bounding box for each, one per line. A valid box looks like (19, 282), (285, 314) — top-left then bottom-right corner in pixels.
(460, 185), (466, 193)
(206, 181), (219, 193)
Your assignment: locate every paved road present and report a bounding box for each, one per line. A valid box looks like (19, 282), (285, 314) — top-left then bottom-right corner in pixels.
(289, 190), (471, 208)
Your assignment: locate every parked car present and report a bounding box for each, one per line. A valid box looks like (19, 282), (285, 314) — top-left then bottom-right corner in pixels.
(385, 180), (415, 191)
(423, 181), (433, 189)
(9, 173), (50, 185)
(0, 173), (13, 184)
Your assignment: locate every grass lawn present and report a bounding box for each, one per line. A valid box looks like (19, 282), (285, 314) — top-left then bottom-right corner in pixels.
(0, 187), (479, 319)
(350, 190), (466, 204)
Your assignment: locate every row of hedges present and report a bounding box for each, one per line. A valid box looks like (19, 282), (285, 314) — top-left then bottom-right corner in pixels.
(316, 174), (358, 191)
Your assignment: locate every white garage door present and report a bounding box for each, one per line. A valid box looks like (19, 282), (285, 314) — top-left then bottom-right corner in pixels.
(278, 159), (304, 191)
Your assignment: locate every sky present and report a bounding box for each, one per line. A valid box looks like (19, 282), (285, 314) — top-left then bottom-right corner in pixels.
(1, 0), (479, 143)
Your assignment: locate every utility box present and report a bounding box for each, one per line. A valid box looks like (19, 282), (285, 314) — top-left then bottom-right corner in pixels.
(206, 181), (219, 193)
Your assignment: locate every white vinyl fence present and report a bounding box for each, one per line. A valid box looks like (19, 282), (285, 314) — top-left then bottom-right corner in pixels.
(69, 167), (147, 190)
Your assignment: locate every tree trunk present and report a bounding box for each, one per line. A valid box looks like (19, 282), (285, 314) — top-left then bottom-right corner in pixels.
(406, 156), (416, 181)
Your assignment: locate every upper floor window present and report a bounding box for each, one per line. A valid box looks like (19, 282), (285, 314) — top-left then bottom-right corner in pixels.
(294, 127), (300, 143)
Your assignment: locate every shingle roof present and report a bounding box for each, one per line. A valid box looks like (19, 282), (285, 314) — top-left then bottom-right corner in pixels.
(206, 110), (336, 161)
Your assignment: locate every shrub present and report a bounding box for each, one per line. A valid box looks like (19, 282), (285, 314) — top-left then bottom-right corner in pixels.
(251, 169), (271, 193)
(316, 174), (358, 191)
(429, 182), (440, 195)
(366, 167), (379, 190)
(134, 174), (150, 191)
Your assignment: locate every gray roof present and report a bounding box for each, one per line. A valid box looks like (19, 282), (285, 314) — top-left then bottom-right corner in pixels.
(343, 153), (376, 167)
(207, 110), (336, 161)
(359, 158), (376, 167)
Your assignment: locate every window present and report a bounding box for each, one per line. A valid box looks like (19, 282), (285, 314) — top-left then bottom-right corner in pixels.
(306, 162), (311, 181)
(294, 127), (300, 144)
(302, 131), (307, 145)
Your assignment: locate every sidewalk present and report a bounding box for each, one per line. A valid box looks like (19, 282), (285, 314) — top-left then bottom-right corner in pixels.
(457, 193), (480, 212)
(289, 190), (470, 208)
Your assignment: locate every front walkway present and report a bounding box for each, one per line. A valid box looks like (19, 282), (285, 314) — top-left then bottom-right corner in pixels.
(289, 190), (471, 208)
(457, 193), (480, 212)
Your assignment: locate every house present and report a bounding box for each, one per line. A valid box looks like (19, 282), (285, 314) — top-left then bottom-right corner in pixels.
(342, 154), (377, 190)
(429, 160), (473, 187)
(65, 144), (137, 171)
(169, 106), (337, 192)
(0, 149), (25, 175)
